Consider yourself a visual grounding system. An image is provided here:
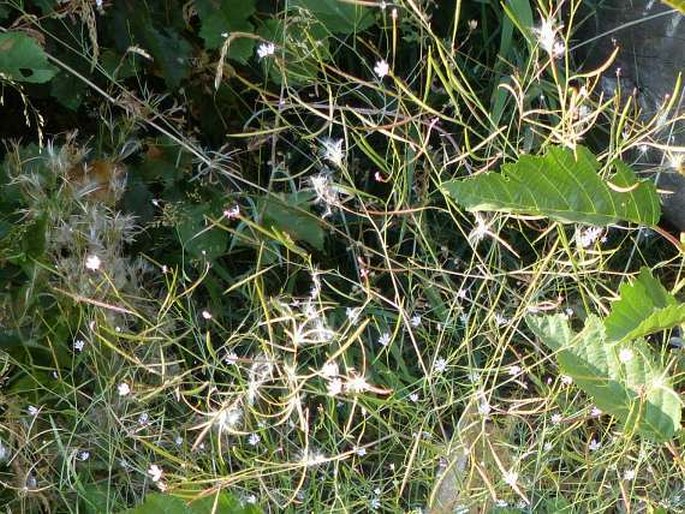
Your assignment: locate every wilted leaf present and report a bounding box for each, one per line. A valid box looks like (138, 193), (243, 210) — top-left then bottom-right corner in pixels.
(0, 32), (58, 84)
(443, 146), (660, 226)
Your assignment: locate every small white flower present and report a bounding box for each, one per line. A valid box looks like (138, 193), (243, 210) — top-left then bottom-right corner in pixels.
(369, 497), (381, 510)
(494, 312), (508, 327)
(257, 42), (275, 60)
(346, 307), (361, 323)
(78, 451), (90, 461)
(310, 172), (339, 218)
(223, 205), (240, 219)
(408, 392), (419, 402)
(223, 352), (238, 365)
(201, 310), (212, 320)
(410, 315), (422, 327)
(433, 357), (447, 374)
(468, 19), (478, 31)
(302, 450), (326, 467)
(27, 405), (39, 417)
(373, 59), (390, 78)
(588, 439), (601, 452)
(590, 406), (602, 418)
(147, 464), (163, 482)
(468, 213), (490, 244)
(174, 436), (183, 446)
(117, 383), (131, 396)
(354, 446), (367, 457)
(503, 470), (518, 487)
(138, 411), (149, 426)
(247, 433), (261, 446)
(245, 494), (257, 504)
(327, 378), (343, 396)
(495, 499), (508, 508)
(478, 399), (491, 416)
(619, 348), (634, 363)
(508, 365), (522, 376)
(543, 442), (553, 451)
(551, 413), (562, 425)
(535, 18), (564, 58)
(560, 375), (573, 386)
(345, 375), (370, 394)
(378, 332), (391, 347)
(552, 40), (566, 58)
(576, 226), (603, 248)
(0, 440), (10, 463)
(321, 361), (339, 378)
(73, 339), (85, 352)
(623, 468), (636, 481)
(320, 138), (345, 168)
(85, 254), (101, 271)
(215, 406), (243, 433)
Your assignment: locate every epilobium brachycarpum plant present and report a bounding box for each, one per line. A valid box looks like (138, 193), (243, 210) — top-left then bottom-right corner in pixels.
(2, 0), (685, 512)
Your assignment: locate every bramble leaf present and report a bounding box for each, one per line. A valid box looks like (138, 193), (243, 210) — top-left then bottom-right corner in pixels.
(604, 267), (685, 342)
(0, 32), (58, 84)
(527, 314), (682, 442)
(290, 0), (374, 33)
(195, 0), (256, 63)
(443, 146), (660, 226)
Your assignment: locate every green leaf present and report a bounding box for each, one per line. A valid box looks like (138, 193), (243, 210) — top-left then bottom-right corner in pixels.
(195, 0), (256, 62)
(662, 1), (685, 14)
(122, 494), (188, 514)
(0, 32), (58, 84)
(121, 492), (263, 514)
(259, 192), (325, 250)
(604, 267), (685, 342)
(527, 314), (682, 442)
(443, 146), (661, 226)
(290, 0), (374, 33)
(177, 205), (229, 262)
(144, 27), (192, 89)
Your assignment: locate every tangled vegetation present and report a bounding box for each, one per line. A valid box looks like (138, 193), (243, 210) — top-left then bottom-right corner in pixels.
(2, 1), (685, 512)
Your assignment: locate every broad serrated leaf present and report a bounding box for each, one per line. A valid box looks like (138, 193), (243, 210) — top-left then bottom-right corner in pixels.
(290, 0), (374, 33)
(259, 192), (325, 250)
(177, 205), (228, 263)
(195, 0), (256, 62)
(526, 313), (572, 351)
(604, 267), (685, 342)
(527, 314), (682, 442)
(0, 32), (58, 84)
(121, 491), (262, 514)
(443, 146), (660, 226)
